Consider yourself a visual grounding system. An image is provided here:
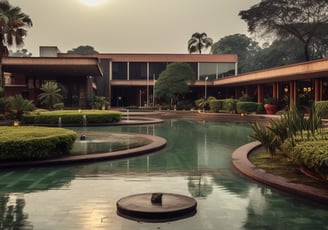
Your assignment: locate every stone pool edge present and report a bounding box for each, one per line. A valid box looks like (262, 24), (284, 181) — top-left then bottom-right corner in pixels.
(232, 141), (328, 204)
(0, 134), (167, 168)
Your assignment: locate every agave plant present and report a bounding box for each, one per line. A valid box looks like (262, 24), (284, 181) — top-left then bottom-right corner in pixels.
(267, 115), (289, 147)
(250, 123), (279, 157)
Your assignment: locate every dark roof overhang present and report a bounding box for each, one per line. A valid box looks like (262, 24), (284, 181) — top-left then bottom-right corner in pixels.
(2, 57), (103, 77)
(214, 58), (328, 86)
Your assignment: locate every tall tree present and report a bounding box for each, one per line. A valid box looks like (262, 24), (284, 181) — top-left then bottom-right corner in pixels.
(239, 0), (328, 61)
(0, 1), (32, 87)
(155, 62), (195, 107)
(253, 39), (305, 71)
(67, 45), (99, 54)
(9, 48), (31, 57)
(188, 32), (213, 54)
(211, 34), (260, 73)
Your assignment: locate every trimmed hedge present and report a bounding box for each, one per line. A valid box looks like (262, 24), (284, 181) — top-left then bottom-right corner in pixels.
(236, 101), (258, 114)
(315, 101), (328, 119)
(284, 140), (328, 179)
(280, 130), (328, 179)
(22, 110), (121, 125)
(209, 99), (238, 113)
(209, 99), (223, 112)
(0, 126), (77, 161)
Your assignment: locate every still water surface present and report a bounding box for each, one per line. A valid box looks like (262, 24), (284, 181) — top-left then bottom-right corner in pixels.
(0, 120), (327, 229)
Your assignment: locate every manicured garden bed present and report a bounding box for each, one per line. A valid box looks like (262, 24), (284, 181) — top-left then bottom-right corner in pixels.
(0, 126), (77, 161)
(22, 110), (122, 125)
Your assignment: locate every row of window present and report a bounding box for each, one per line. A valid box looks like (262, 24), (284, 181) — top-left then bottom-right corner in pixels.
(111, 62), (236, 80)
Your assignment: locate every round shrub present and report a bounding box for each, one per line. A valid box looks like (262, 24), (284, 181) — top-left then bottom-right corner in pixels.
(223, 99), (238, 113)
(209, 99), (223, 113)
(0, 126), (77, 161)
(236, 101), (258, 114)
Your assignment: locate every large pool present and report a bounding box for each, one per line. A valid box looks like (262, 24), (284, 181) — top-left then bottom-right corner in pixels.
(0, 120), (327, 229)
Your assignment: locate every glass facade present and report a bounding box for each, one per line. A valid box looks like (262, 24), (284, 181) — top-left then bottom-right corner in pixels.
(111, 61), (236, 81)
(112, 62), (127, 80)
(218, 63), (235, 78)
(149, 62), (167, 80)
(129, 62), (147, 80)
(199, 63), (217, 80)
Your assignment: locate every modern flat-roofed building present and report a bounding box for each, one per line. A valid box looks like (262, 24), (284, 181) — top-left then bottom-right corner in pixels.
(2, 46), (328, 110)
(59, 52), (238, 107)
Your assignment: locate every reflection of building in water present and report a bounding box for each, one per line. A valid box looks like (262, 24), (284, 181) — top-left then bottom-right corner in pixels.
(0, 194), (32, 229)
(247, 186), (268, 215)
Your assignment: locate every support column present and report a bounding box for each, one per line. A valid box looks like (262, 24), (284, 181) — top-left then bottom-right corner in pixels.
(257, 84), (263, 103)
(314, 79), (320, 102)
(289, 80), (296, 107)
(127, 62), (130, 80)
(272, 83), (278, 99)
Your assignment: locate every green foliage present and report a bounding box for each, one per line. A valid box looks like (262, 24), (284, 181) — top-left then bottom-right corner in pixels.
(315, 101), (328, 119)
(250, 123), (279, 156)
(290, 140), (328, 179)
(188, 32), (213, 54)
(38, 81), (63, 110)
(251, 101), (324, 159)
(236, 101), (258, 114)
(22, 110), (121, 125)
(67, 45), (99, 54)
(0, 97), (8, 114)
(155, 62), (195, 105)
(264, 97), (277, 105)
(239, 0), (328, 61)
(195, 96), (216, 110)
(224, 99), (237, 113)
(252, 39), (305, 71)
(0, 1), (33, 87)
(7, 94), (35, 120)
(53, 103), (64, 110)
(239, 93), (253, 102)
(208, 99), (223, 112)
(176, 100), (194, 110)
(257, 102), (265, 114)
(267, 117), (289, 147)
(90, 96), (109, 109)
(211, 33), (260, 73)
(0, 126), (77, 161)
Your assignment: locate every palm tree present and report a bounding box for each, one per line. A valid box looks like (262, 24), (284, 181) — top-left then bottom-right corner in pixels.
(38, 81), (63, 110)
(0, 1), (32, 87)
(188, 32), (213, 54)
(7, 94), (35, 119)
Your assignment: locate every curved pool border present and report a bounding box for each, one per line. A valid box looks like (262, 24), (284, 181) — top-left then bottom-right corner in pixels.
(0, 133), (167, 168)
(232, 141), (328, 204)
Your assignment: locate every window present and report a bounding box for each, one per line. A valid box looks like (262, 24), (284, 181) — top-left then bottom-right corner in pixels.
(199, 63), (217, 80)
(218, 63), (235, 78)
(129, 62), (147, 80)
(112, 62), (127, 80)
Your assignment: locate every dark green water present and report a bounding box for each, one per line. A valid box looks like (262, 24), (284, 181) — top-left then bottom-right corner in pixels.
(0, 120), (327, 229)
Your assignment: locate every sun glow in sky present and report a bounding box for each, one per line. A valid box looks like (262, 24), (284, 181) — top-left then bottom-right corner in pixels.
(9, 0), (260, 56)
(80, 0), (108, 6)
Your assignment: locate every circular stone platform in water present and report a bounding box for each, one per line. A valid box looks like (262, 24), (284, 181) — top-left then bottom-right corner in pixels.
(116, 193), (197, 222)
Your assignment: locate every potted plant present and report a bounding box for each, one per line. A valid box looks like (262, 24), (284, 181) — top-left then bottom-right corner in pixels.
(264, 97), (278, 114)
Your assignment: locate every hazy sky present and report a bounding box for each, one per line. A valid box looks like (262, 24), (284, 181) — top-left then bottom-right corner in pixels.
(10, 0), (260, 56)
